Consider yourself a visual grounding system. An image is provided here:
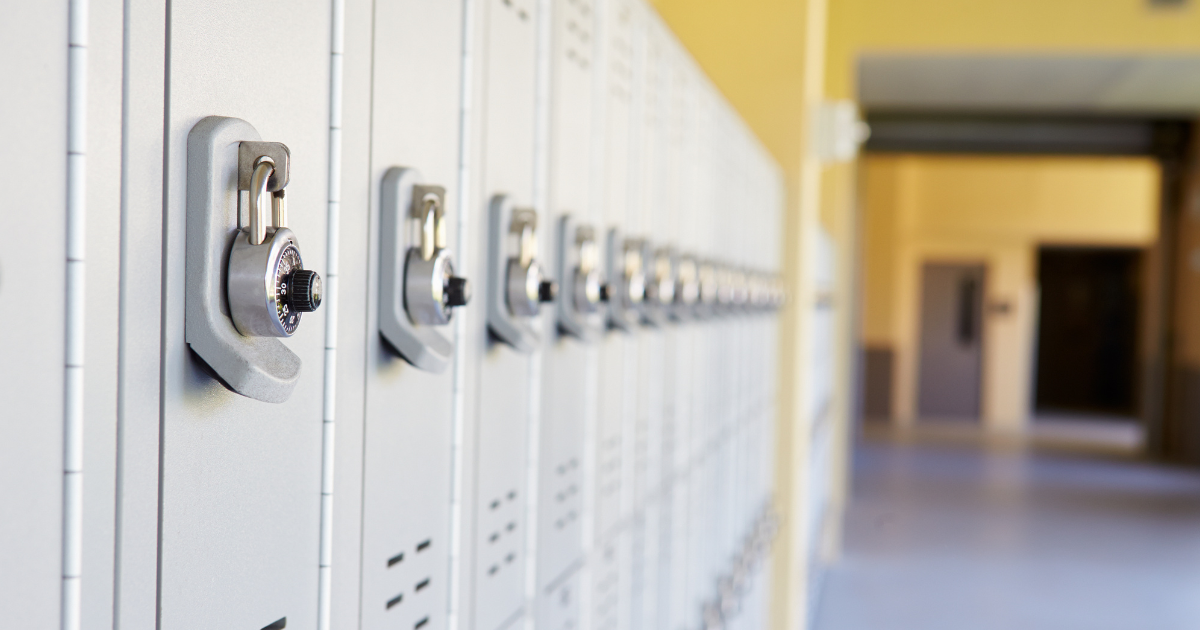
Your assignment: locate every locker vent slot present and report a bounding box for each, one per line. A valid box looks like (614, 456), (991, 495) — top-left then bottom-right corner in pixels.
(388, 552), (405, 567)
(387, 594), (404, 609)
(415, 617), (430, 629)
(415, 578), (431, 592)
(262, 618), (286, 630)
(488, 564), (499, 576)
(416, 539), (432, 553)
(499, 0), (530, 22)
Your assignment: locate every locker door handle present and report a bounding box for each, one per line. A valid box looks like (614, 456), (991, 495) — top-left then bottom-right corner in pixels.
(605, 228), (645, 333)
(643, 247), (677, 325)
(487, 194), (551, 352)
(672, 255), (699, 320)
(184, 116), (310, 403)
(379, 167), (467, 373)
(556, 215), (607, 341)
(698, 260), (719, 317)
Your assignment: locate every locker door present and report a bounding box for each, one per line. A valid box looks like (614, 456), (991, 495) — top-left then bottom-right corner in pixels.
(158, 3), (331, 628)
(632, 14), (669, 630)
(0, 5), (67, 629)
(535, 1), (598, 627)
(593, 0), (635, 547)
(353, 3), (466, 630)
(588, 0), (636, 627)
(464, 0), (541, 627)
(664, 54), (699, 630)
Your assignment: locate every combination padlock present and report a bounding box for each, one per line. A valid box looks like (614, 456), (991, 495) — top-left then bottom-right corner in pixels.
(405, 185), (470, 325)
(505, 208), (557, 317)
(620, 238), (648, 311)
(674, 255), (699, 315)
(604, 229), (644, 332)
(642, 247), (675, 326)
(571, 226), (606, 314)
(557, 217), (608, 340)
(228, 144), (322, 337)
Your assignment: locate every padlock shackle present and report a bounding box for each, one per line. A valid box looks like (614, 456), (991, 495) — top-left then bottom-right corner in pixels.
(249, 157), (275, 245)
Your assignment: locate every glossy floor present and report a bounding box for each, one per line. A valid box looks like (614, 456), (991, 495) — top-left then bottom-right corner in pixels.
(814, 429), (1200, 630)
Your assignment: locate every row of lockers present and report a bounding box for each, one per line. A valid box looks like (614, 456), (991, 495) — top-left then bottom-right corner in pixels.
(0, 0), (785, 629)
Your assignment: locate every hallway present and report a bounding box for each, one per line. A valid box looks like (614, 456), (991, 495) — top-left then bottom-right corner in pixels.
(814, 433), (1200, 630)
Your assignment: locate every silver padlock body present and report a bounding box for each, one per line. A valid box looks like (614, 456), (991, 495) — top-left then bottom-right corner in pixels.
(624, 269), (645, 308)
(228, 227), (303, 337)
(507, 258), (542, 317)
(574, 268), (601, 313)
(405, 247), (455, 326)
(651, 272), (675, 306)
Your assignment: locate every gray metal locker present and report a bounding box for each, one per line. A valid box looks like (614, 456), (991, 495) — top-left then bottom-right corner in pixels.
(0, 4), (68, 628)
(462, 0), (542, 627)
(534, 2), (602, 629)
(347, 2), (469, 630)
(157, 2), (332, 627)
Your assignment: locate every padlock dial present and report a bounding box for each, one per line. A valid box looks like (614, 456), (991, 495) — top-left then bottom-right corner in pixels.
(286, 269), (322, 313)
(273, 244), (305, 335)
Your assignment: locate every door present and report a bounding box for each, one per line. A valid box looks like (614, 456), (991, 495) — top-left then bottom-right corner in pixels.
(158, 2), (331, 628)
(354, 2), (466, 629)
(1034, 247), (1140, 415)
(917, 263), (985, 420)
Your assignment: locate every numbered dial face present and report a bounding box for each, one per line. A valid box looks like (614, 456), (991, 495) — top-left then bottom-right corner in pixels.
(274, 244), (304, 335)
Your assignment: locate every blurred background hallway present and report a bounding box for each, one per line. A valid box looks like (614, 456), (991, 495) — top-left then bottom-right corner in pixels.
(815, 429), (1200, 630)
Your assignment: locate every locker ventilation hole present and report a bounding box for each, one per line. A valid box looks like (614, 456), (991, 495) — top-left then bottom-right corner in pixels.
(262, 618), (286, 630)
(387, 594), (403, 609)
(388, 552), (404, 567)
(415, 617), (430, 629)
(415, 578), (431, 592)
(416, 539), (432, 553)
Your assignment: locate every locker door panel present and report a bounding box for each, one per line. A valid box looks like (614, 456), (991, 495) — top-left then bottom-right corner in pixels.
(468, 0), (540, 626)
(594, 0), (635, 548)
(0, 4), (67, 628)
(159, 2), (331, 627)
(536, 0), (598, 606)
(358, 2), (465, 629)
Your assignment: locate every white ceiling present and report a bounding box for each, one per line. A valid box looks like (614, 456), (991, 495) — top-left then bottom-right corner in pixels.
(859, 55), (1200, 114)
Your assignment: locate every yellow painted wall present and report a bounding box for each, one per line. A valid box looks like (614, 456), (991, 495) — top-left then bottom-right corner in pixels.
(863, 155), (1161, 430)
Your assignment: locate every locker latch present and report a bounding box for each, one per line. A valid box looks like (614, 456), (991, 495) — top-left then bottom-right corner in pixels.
(642, 246), (675, 326)
(556, 216), (608, 340)
(185, 117), (313, 403)
(379, 167), (468, 373)
(228, 142), (323, 338)
(487, 195), (554, 352)
(605, 229), (646, 332)
(672, 254), (699, 319)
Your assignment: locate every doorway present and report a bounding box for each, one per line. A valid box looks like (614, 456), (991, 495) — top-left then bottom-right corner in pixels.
(917, 263), (985, 420)
(1034, 247), (1141, 417)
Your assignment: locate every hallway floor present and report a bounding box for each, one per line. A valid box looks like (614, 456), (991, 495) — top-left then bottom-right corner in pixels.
(813, 432), (1200, 630)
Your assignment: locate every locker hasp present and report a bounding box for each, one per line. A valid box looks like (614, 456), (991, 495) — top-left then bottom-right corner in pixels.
(379, 167), (468, 373)
(487, 195), (554, 352)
